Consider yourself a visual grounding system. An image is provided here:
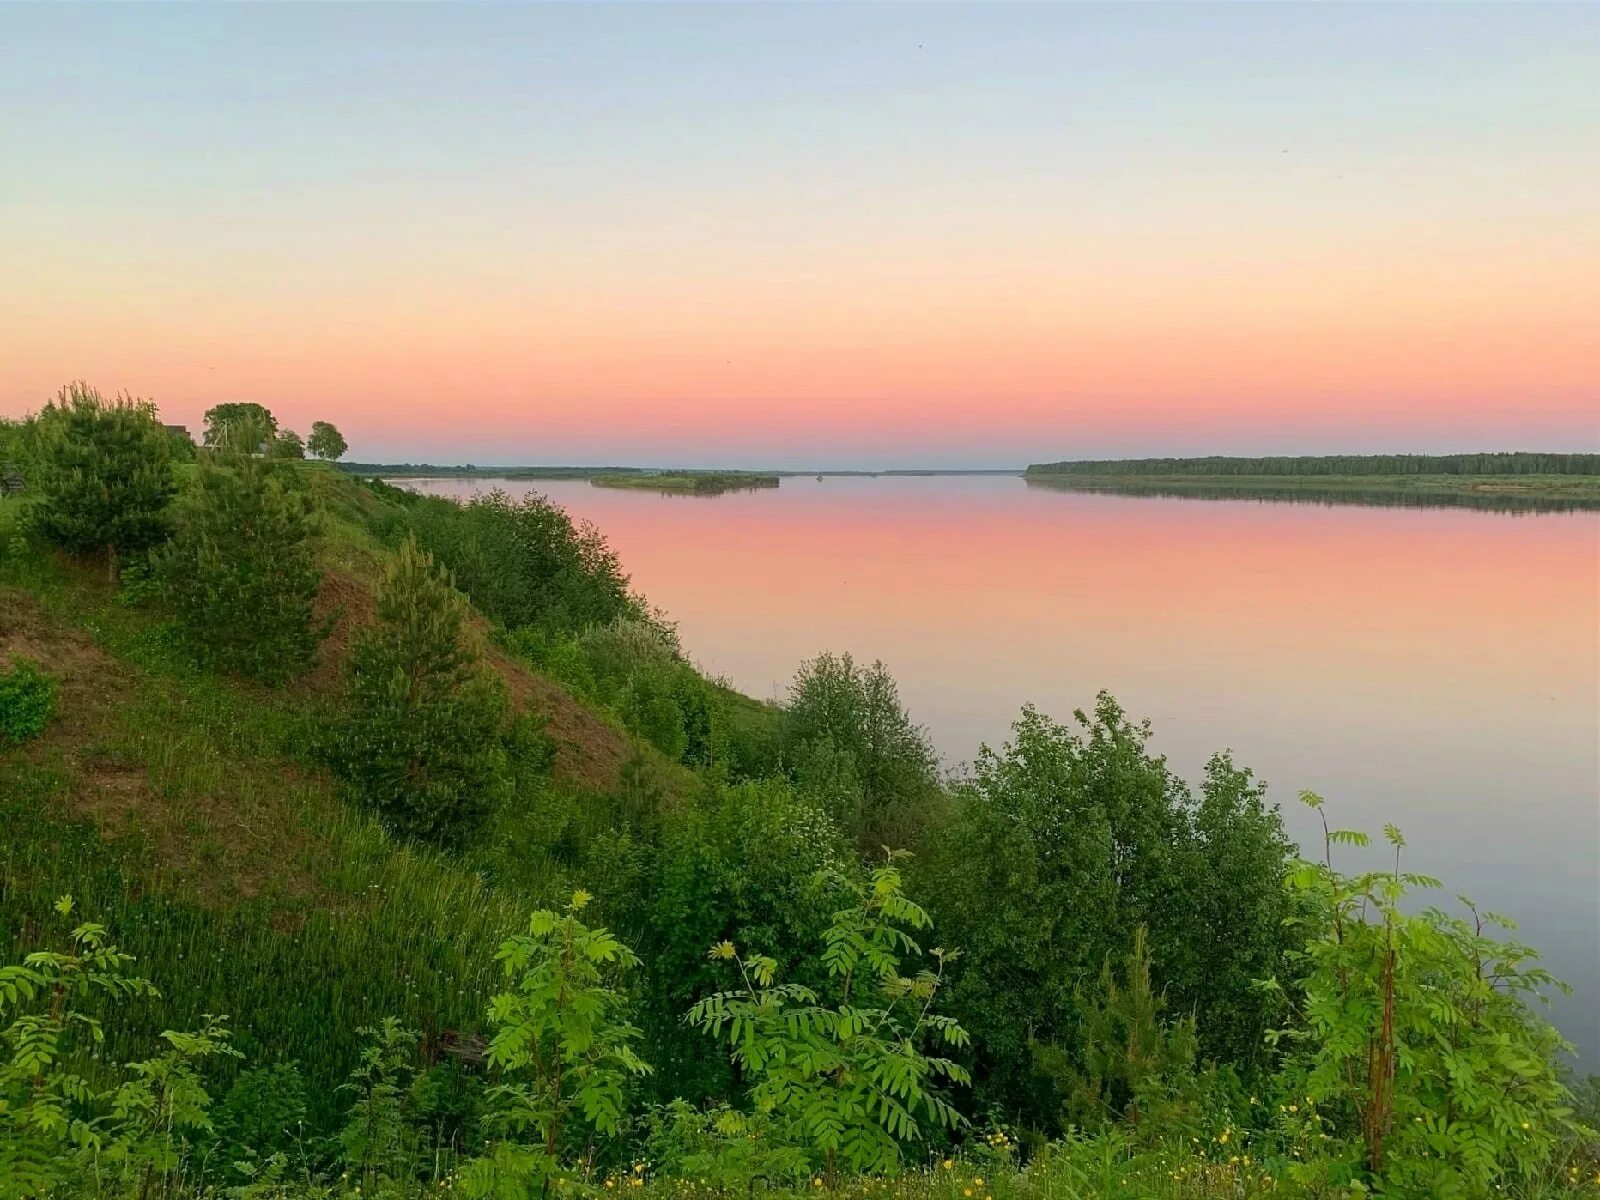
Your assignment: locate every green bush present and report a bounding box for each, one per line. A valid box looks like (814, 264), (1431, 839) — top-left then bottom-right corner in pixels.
(688, 855), (971, 1179)
(404, 488), (635, 636)
(1263, 795), (1582, 1196)
(461, 892), (650, 1197)
(920, 696), (1297, 1129)
(0, 656), (57, 748)
(154, 453), (325, 682)
(786, 652), (945, 854)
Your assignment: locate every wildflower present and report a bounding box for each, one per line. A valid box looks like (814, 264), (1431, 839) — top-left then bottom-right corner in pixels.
(941, 1160), (953, 1170)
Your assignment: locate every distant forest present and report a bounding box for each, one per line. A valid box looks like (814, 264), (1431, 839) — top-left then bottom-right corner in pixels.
(1027, 452), (1600, 477)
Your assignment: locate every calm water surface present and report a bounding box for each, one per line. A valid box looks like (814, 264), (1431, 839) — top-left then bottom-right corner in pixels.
(409, 475), (1600, 1061)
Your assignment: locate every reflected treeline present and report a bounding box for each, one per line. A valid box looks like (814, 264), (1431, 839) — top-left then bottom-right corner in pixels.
(1024, 477), (1600, 514)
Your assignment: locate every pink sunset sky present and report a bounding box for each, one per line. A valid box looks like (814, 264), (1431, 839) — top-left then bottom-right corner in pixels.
(3, 4), (1596, 467)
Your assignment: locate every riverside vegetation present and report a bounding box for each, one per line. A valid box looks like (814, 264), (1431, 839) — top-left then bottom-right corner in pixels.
(1, 385), (1597, 1200)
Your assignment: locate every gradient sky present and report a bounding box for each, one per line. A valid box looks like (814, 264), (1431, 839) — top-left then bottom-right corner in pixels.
(3, 3), (1597, 467)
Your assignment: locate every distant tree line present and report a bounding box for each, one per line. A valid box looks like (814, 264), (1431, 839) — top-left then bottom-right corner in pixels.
(1027, 452), (1600, 477)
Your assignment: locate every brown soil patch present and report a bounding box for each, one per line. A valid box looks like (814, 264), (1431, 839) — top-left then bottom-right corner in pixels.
(483, 641), (632, 791)
(298, 569), (378, 695)
(0, 587), (318, 907)
(0, 586), (131, 748)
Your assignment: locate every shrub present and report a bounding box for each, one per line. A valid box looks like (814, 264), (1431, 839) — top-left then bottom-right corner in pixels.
(688, 855), (970, 1179)
(1036, 925), (1203, 1138)
(786, 652), (944, 854)
(271, 429), (306, 459)
(154, 453), (325, 681)
(405, 488), (635, 636)
(0, 657), (57, 748)
(1263, 794), (1581, 1196)
(30, 381), (176, 581)
(920, 696), (1297, 1129)
(333, 535), (509, 843)
(462, 892), (651, 1197)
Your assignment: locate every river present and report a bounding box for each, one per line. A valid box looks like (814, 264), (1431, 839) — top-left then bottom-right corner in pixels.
(404, 473), (1600, 1064)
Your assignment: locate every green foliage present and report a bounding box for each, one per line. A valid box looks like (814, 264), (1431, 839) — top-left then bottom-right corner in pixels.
(404, 488), (635, 637)
(271, 429), (307, 459)
(0, 657), (57, 748)
(462, 892), (651, 1197)
(338, 1018), (423, 1189)
(202, 402), (278, 450)
(30, 381), (177, 580)
(0, 896), (158, 1198)
(308, 421), (349, 461)
(154, 453), (325, 681)
(635, 776), (848, 1102)
(1264, 794), (1581, 1196)
(786, 653), (944, 854)
(105, 1015), (243, 1193)
(688, 857), (971, 1179)
(212, 1061), (309, 1177)
(1038, 926), (1201, 1137)
(333, 536), (510, 843)
(644, 1099), (811, 1189)
(921, 696), (1296, 1129)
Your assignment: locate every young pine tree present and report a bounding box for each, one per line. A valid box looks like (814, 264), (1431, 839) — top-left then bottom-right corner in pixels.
(155, 454), (324, 682)
(335, 536), (509, 843)
(1041, 923), (1200, 1136)
(30, 382), (176, 582)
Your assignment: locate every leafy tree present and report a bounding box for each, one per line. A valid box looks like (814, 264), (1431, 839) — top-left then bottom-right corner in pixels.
(333, 535), (509, 842)
(202, 402), (277, 450)
(307, 420), (348, 461)
(0, 657), (57, 748)
(688, 856), (970, 1180)
(30, 382), (176, 581)
(919, 696), (1296, 1127)
(786, 653), (944, 854)
(154, 453), (324, 681)
(1264, 795), (1581, 1196)
(270, 428), (306, 459)
(462, 892), (651, 1198)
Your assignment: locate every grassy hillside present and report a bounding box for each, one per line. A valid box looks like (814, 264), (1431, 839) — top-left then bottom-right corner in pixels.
(0, 463), (696, 1126)
(1, 438), (1594, 1199)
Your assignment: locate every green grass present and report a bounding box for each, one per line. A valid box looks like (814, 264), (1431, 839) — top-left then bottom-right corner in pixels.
(0, 532), (597, 1128)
